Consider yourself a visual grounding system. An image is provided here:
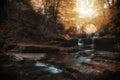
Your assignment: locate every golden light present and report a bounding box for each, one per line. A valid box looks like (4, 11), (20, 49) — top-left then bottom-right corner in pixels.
(75, 0), (99, 18)
(30, 0), (44, 13)
(30, 0), (113, 34)
(83, 24), (97, 34)
(74, 0), (102, 34)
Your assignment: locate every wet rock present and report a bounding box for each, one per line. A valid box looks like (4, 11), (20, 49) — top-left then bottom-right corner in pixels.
(21, 46), (60, 53)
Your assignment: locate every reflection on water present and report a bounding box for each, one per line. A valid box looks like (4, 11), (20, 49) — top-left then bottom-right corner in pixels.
(35, 62), (63, 74)
(35, 62), (48, 67)
(46, 66), (63, 74)
(75, 56), (91, 64)
(7, 53), (46, 61)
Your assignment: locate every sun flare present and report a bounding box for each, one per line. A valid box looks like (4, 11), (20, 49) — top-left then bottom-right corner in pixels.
(30, 0), (113, 34)
(75, 0), (99, 18)
(75, 0), (102, 34)
(83, 24), (97, 34)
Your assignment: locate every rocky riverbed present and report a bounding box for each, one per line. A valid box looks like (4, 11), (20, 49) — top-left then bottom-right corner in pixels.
(0, 39), (120, 80)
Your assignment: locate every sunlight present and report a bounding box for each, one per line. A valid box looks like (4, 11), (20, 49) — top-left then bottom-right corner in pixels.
(30, 0), (44, 13)
(75, 0), (100, 34)
(75, 0), (99, 18)
(30, 0), (113, 34)
(83, 24), (97, 34)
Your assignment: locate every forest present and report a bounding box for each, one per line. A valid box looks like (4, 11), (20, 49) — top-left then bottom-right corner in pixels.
(0, 0), (120, 80)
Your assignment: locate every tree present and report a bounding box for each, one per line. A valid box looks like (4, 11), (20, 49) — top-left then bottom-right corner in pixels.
(32, 0), (62, 23)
